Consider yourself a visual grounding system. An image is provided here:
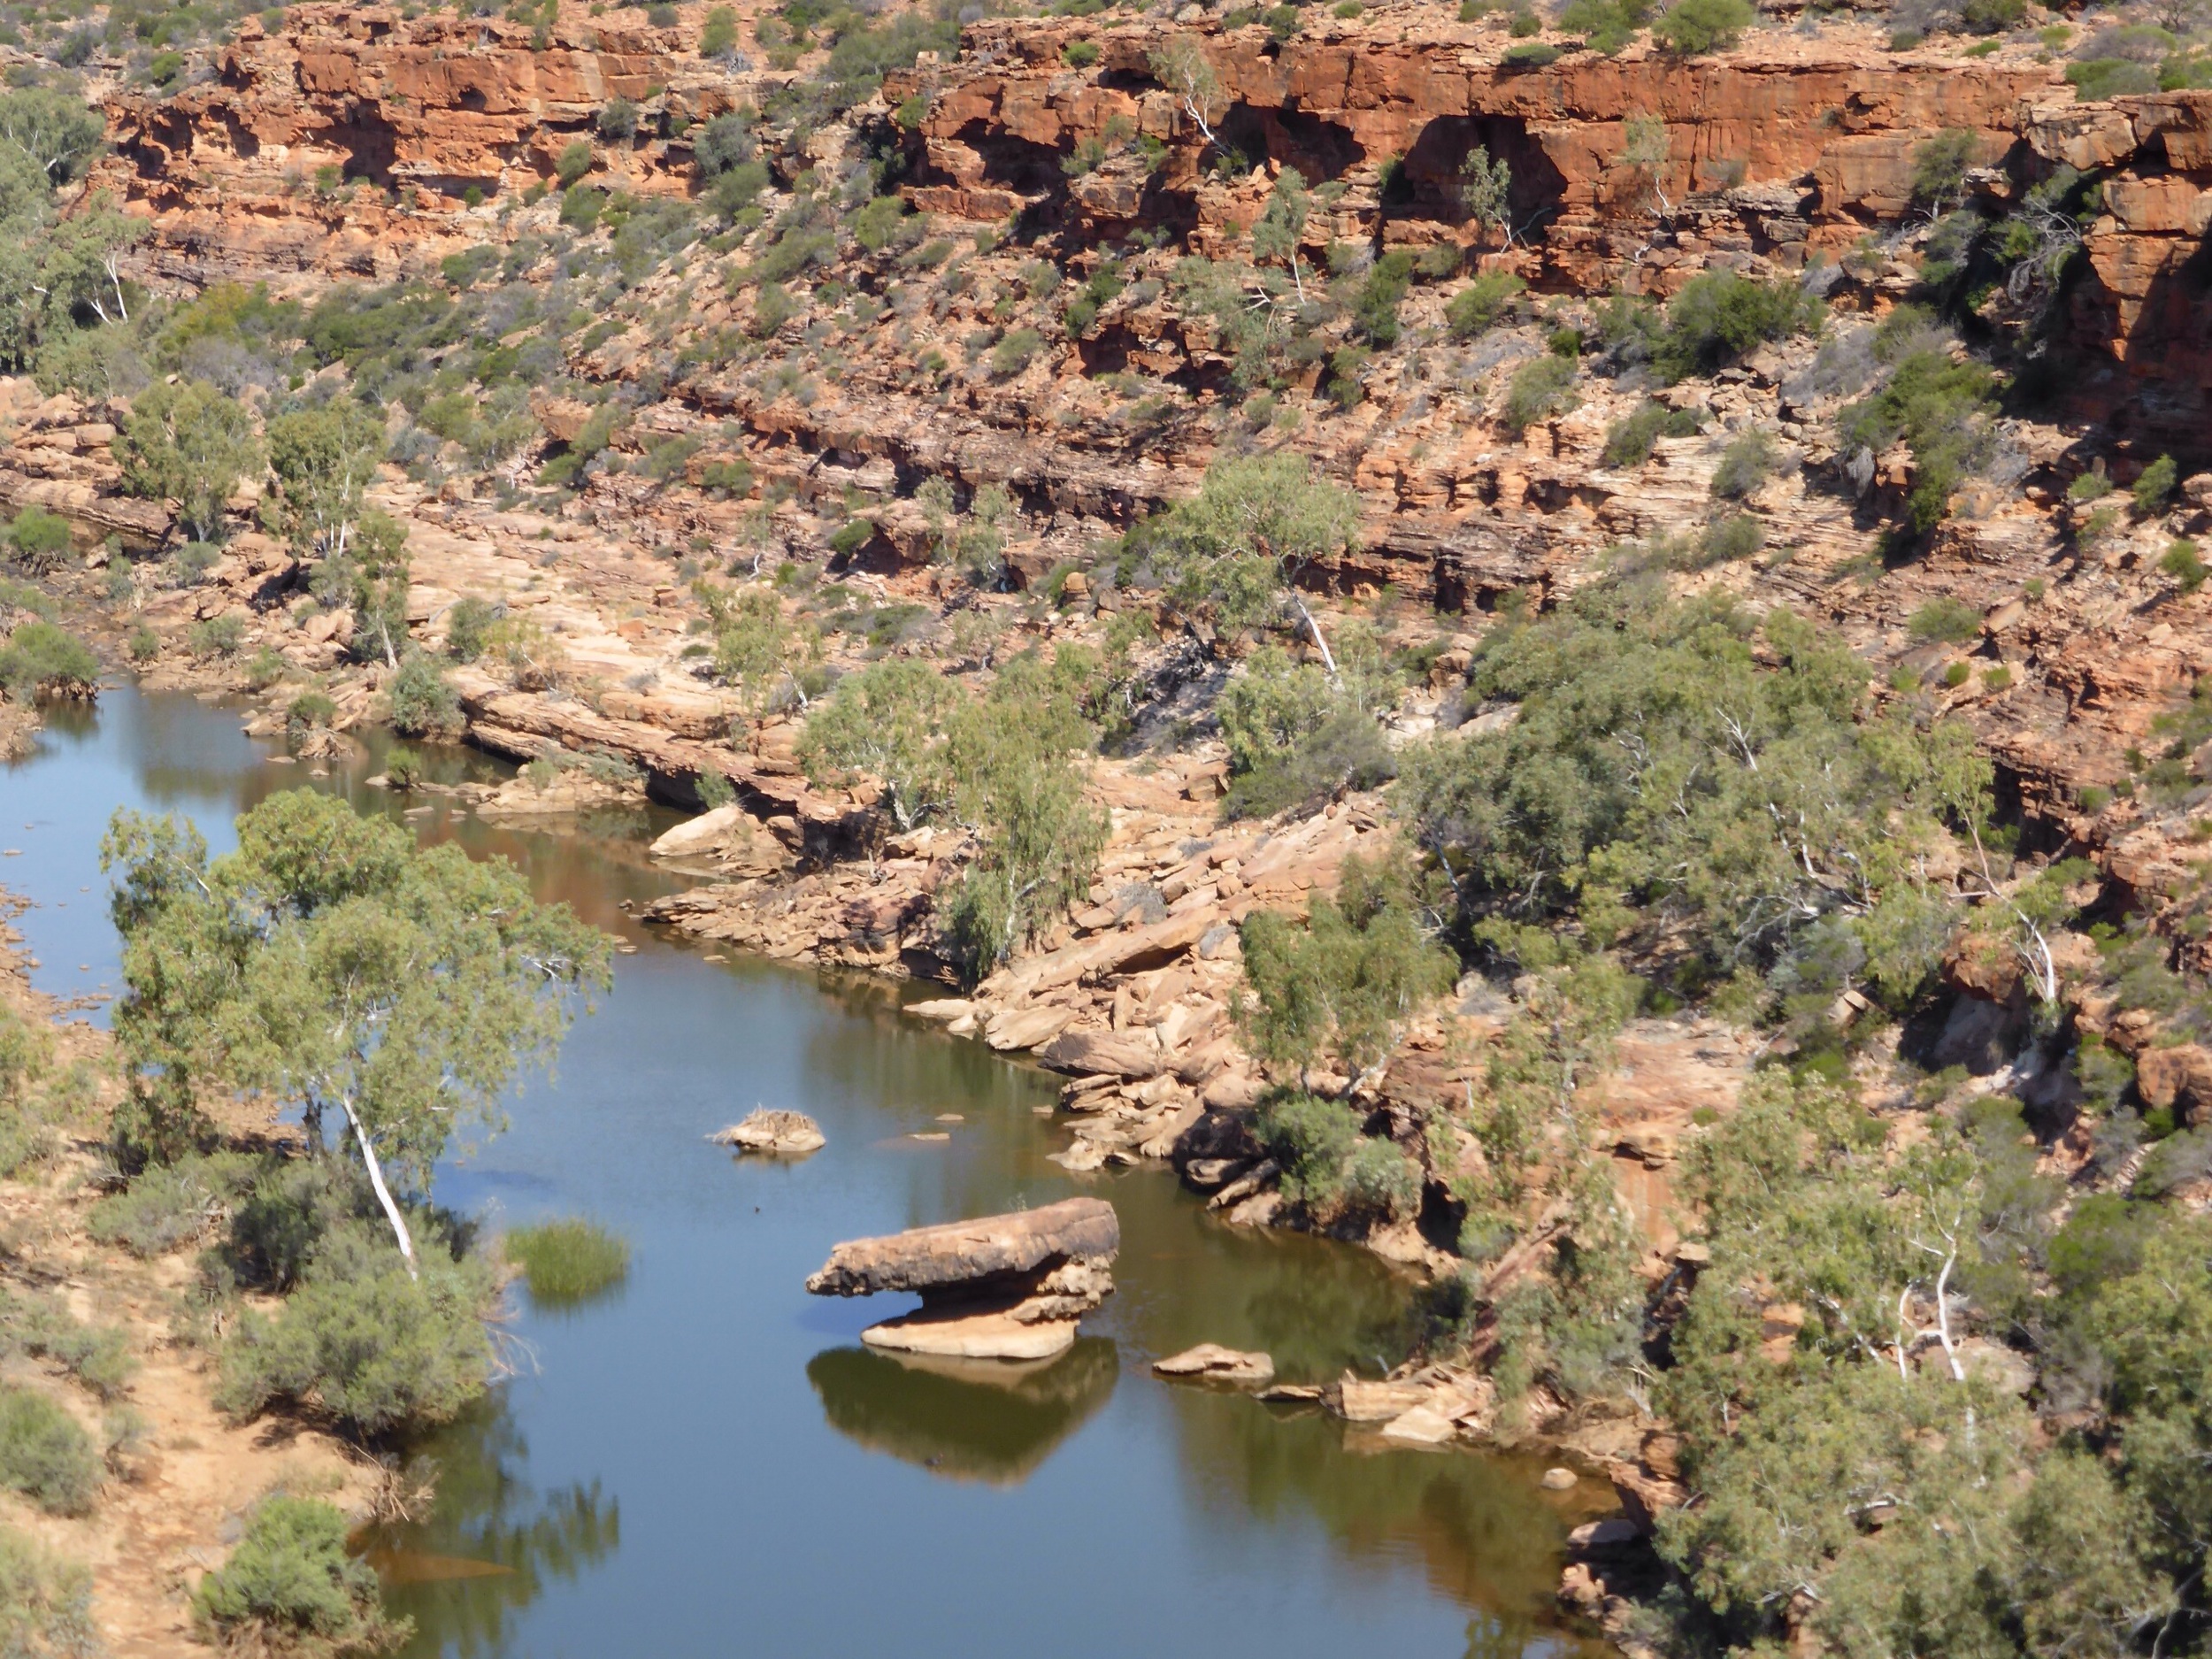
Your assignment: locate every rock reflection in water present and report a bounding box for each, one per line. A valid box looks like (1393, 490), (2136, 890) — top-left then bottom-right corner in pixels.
(368, 1406), (621, 1659)
(806, 1338), (1119, 1485)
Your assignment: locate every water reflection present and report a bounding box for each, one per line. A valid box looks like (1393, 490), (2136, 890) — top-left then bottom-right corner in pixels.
(807, 1340), (1120, 1485)
(373, 1407), (620, 1659)
(1, 690), (1601, 1658)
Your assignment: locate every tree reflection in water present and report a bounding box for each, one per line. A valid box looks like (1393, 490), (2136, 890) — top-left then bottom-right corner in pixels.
(1168, 1393), (1601, 1656)
(365, 1402), (621, 1659)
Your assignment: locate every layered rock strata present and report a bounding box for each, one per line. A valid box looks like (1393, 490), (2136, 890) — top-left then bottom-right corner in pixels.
(804, 1195), (1119, 1359)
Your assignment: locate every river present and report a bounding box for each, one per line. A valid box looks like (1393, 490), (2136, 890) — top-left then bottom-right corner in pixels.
(2, 686), (1598, 1659)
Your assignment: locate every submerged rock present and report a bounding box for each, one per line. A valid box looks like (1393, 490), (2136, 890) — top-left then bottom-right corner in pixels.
(711, 1108), (826, 1156)
(805, 1196), (1118, 1360)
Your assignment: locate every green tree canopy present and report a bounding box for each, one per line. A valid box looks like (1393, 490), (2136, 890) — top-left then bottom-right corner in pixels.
(115, 379), (265, 542)
(265, 398), (388, 561)
(101, 791), (611, 1271)
(1140, 453), (1362, 668)
(1397, 589), (1989, 1007)
(1238, 853), (1458, 1085)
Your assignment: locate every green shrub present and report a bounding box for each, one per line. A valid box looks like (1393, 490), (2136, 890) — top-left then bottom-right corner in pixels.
(216, 1222), (495, 1436)
(2067, 469), (2113, 503)
(2161, 539), (2207, 594)
(1343, 1136), (1422, 1221)
(1699, 511), (1766, 565)
(694, 114), (755, 177)
(1255, 1092), (1362, 1210)
(387, 654), (461, 737)
(596, 96), (640, 141)
(1654, 0), (1752, 52)
(1983, 663), (2012, 691)
(1909, 129), (1978, 211)
(1509, 7), (1541, 33)
(989, 327), (1045, 377)
(1502, 40), (1560, 64)
(1906, 595), (1980, 645)
(2134, 453), (2178, 517)
(1959, 0), (2024, 28)
(1709, 426), (1780, 498)
(0, 1525), (93, 1655)
(2, 1295), (136, 1403)
(285, 690), (337, 734)
(1943, 659), (1971, 688)
(504, 1217), (630, 1306)
(1559, 0), (1648, 52)
(1501, 354), (1578, 433)
(555, 139), (594, 187)
(1836, 341), (1999, 534)
(88, 1155), (255, 1256)
(699, 4), (738, 55)
(127, 625), (159, 664)
(242, 645), (288, 691)
(445, 595), (497, 662)
(1601, 400), (1700, 468)
(1352, 250), (1416, 346)
(1655, 271), (1820, 380)
(0, 1389), (97, 1515)
(188, 615), (246, 658)
(193, 1494), (397, 1651)
(2069, 58), (2158, 99)
(559, 185), (607, 231)
(6, 507), (72, 576)
(0, 620), (96, 702)
(852, 194), (914, 253)
(1062, 38), (1100, 65)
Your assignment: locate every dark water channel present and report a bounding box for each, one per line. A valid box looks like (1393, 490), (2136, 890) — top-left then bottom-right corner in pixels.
(2, 687), (1599, 1658)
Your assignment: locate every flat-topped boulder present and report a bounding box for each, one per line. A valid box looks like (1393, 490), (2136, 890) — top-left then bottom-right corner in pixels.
(805, 1197), (1118, 1361)
(805, 1196), (1118, 1299)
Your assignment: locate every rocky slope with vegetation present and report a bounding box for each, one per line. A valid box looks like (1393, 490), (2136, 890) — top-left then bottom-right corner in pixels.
(1, 0), (2211, 1646)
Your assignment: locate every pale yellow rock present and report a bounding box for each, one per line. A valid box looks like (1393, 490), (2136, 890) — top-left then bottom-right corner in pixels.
(1379, 1406), (1460, 1445)
(861, 1306), (1079, 1361)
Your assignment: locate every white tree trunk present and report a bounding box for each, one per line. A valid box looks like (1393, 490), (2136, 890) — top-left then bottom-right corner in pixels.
(1291, 593), (1338, 680)
(341, 1097), (418, 1279)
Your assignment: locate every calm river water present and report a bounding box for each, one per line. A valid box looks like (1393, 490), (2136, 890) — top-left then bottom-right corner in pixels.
(2, 686), (1597, 1658)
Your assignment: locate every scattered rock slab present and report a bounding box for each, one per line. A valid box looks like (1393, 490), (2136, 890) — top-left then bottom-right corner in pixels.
(1152, 1344), (1275, 1388)
(805, 1197), (1120, 1362)
(1336, 1377), (1437, 1422)
(1379, 1405), (1459, 1445)
(1257, 1382), (1325, 1404)
(710, 1109), (826, 1156)
(1541, 1466), (1579, 1490)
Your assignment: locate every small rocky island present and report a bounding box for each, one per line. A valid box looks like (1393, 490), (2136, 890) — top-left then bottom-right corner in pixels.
(805, 1197), (1118, 1361)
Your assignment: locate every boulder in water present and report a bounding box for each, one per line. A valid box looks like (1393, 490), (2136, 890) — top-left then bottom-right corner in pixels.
(711, 1109), (826, 1156)
(1153, 1344), (1275, 1388)
(804, 1196), (1118, 1361)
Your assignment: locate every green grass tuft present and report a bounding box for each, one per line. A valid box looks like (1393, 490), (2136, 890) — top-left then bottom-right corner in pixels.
(504, 1218), (630, 1307)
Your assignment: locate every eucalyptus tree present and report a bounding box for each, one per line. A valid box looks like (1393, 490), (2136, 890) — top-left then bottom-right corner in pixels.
(102, 791), (611, 1274)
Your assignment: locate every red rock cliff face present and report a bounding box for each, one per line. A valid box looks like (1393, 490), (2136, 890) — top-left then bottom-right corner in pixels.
(94, 4), (730, 283)
(895, 20), (2212, 452)
(93, 6), (2212, 447)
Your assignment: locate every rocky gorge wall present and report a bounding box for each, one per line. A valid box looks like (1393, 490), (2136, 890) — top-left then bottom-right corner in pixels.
(86, 4), (2212, 444)
(94, 4), (738, 284)
(895, 17), (2212, 449)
